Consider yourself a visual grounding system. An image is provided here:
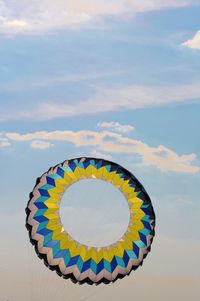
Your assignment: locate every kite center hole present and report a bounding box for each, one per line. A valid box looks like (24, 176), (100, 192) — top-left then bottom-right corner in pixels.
(60, 179), (130, 247)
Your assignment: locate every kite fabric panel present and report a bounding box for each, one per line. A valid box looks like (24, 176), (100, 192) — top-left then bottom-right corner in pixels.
(26, 157), (155, 285)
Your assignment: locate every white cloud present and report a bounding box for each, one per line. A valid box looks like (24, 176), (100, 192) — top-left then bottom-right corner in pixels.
(30, 140), (53, 149)
(1, 82), (200, 122)
(0, 137), (10, 148)
(0, 70), (123, 93)
(98, 121), (134, 133)
(182, 30), (200, 49)
(5, 129), (200, 173)
(3, 19), (29, 28)
(0, 0), (197, 35)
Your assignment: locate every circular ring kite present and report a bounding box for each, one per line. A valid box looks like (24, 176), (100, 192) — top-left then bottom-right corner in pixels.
(26, 157), (155, 285)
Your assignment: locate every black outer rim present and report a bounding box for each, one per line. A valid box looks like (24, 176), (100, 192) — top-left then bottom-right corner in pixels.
(25, 157), (156, 285)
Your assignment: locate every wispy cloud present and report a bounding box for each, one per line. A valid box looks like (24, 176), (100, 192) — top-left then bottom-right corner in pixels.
(5, 129), (200, 173)
(97, 121), (134, 133)
(0, 71), (123, 93)
(1, 82), (200, 121)
(182, 31), (200, 49)
(0, 0), (197, 35)
(30, 140), (53, 149)
(0, 137), (10, 148)
(2, 19), (29, 29)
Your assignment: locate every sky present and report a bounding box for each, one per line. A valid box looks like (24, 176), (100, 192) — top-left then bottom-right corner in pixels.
(0, 0), (200, 300)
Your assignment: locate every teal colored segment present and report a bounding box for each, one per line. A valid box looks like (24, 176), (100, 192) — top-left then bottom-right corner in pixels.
(103, 259), (112, 272)
(77, 161), (85, 169)
(105, 165), (111, 172)
(73, 159), (79, 166)
(43, 232), (53, 245)
(135, 240), (146, 248)
(116, 256), (125, 268)
(62, 165), (73, 172)
(40, 184), (54, 190)
(139, 228), (151, 236)
(33, 209), (47, 217)
(48, 173), (62, 180)
(77, 256), (83, 272)
(64, 249), (71, 266)
(126, 250), (137, 259)
(90, 260), (97, 274)
(142, 215), (151, 222)
(141, 204), (150, 209)
(90, 159), (96, 167)
(52, 241), (61, 257)
(36, 221), (48, 232)
(34, 196), (49, 203)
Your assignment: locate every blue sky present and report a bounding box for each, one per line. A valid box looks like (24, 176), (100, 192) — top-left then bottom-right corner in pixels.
(0, 1), (200, 300)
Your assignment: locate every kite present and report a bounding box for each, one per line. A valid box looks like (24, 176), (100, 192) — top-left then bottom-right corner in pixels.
(26, 157), (155, 285)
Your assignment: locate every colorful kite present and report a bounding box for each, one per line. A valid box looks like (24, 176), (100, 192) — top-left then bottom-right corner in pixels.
(26, 157), (155, 285)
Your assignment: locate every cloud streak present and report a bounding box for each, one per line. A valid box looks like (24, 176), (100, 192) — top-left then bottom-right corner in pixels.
(5, 129), (200, 173)
(1, 82), (200, 122)
(0, 137), (10, 148)
(0, 0), (197, 35)
(97, 121), (134, 133)
(0, 71), (123, 93)
(30, 140), (53, 149)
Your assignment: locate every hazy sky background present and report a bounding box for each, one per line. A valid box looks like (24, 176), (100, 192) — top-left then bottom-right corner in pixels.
(0, 0), (200, 300)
